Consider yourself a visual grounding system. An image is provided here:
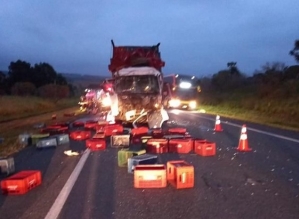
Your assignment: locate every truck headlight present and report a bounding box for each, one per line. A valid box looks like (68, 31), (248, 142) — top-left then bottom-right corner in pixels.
(189, 101), (197, 109)
(169, 99), (181, 107)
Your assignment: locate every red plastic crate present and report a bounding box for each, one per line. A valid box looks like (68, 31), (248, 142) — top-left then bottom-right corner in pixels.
(134, 165), (167, 188)
(131, 127), (149, 136)
(168, 127), (187, 135)
(168, 138), (193, 153)
(1, 170), (42, 195)
(151, 128), (164, 138)
(146, 138), (168, 153)
(86, 138), (106, 151)
(72, 121), (85, 127)
(84, 120), (98, 129)
(166, 160), (194, 189)
(69, 130), (91, 141)
(194, 140), (216, 156)
(131, 133), (150, 144)
(104, 124), (123, 136)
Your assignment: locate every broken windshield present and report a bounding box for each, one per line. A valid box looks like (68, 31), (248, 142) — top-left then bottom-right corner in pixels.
(115, 75), (159, 94)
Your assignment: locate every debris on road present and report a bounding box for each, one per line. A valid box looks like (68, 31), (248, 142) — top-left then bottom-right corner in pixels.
(64, 150), (80, 156)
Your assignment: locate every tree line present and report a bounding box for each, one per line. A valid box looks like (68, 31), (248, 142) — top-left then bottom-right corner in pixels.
(0, 60), (76, 100)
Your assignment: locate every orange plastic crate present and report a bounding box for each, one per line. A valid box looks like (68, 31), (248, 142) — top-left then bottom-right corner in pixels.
(1, 170), (42, 195)
(168, 138), (193, 153)
(146, 138), (168, 153)
(194, 140), (216, 156)
(134, 165), (167, 188)
(69, 130), (91, 141)
(86, 138), (106, 151)
(104, 124), (123, 136)
(166, 160), (194, 189)
(168, 127), (187, 135)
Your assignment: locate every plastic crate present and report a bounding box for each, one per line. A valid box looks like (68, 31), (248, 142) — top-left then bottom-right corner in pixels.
(134, 165), (167, 188)
(128, 154), (158, 174)
(151, 128), (164, 138)
(36, 137), (57, 149)
(0, 157), (15, 175)
(167, 160), (194, 189)
(168, 127), (187, 135)
(146, 138), (168, 153)
(72, 121), (85, 127)
(141, 135), (153, 144)
(54, 134), (70, 145)
(86, 138), (106, 151)
(194, 140), (216, 156)
(163, 134), (186, 140)
(104, 124), (123, 136)
(93, 132), (105, 139)
(84, 121), (98, 129)
(118, 149), (146, 167)
(69, 130), (91, 141)
(1, 170), (42, 195)
(131, 127), (149, 136)
(111, 134), (130, 148)
(18, 134), (31, 146)
(31, 133), (50, 145)
(168, 138), (193, 154)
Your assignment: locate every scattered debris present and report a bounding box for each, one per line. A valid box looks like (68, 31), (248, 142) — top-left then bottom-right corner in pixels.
(64, 150), (79, 156)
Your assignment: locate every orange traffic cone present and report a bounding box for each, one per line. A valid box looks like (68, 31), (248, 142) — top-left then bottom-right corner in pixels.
(237, 125), (252, 151)
(214, 115), (223, 132)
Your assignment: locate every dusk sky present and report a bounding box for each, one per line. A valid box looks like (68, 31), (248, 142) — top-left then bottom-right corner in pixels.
(1, 0), (298, 77)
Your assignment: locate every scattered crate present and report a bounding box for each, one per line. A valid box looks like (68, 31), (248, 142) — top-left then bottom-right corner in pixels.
(54, 134), (70, 145)
(111, 134), (130, 148)
(140, 135), (153, 144)
(1, 170), (42, 195)
(31, 133), (50, 145)
(151, 128), (164, 138)
(168, 127), (187, 135)
(36, 137), (58, 149)
(168, 138), (193, 154)
(0, 157), (15, 175)
(131, 127), (149, 136)
(134, 165), (167, 188)
(146, 138), (168, 153)
(86, 138), (106, 151)
(72, 121), (85, 128)
(69, 130), (91, 141)
(194, 140), (216, 156)
(128, 154), (158, 174)
(93, 132), (105, 139)
(84, 120), (98, 129)
(18, 134), (31, 146)
(163, 134), (186, 140)
(118, 149), (146, 167)
(104, 124), (124, 136)
(167, 160), (194, 189)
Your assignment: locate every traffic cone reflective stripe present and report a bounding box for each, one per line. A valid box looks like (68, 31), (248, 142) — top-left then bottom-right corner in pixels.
(237, 125), (252, 152)
(214, 115), (223, 132)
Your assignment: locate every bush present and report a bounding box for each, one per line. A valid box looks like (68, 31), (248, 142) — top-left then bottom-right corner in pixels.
(11, 82), (36, 96)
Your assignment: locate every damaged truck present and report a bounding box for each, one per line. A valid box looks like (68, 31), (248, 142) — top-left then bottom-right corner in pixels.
(106, 40), (169, 128)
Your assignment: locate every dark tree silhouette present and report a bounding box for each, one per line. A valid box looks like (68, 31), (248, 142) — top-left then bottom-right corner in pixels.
(289, 40), (299, 63)
(227, 62), (240, 75)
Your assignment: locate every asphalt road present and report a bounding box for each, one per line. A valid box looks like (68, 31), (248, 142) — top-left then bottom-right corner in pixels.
(0, 110), (298, 219)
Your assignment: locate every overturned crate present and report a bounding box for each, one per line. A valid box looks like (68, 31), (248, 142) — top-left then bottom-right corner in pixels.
(118, 149), (146, 167)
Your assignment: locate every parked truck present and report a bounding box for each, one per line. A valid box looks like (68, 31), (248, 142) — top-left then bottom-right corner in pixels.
(106, 40), (169, 128)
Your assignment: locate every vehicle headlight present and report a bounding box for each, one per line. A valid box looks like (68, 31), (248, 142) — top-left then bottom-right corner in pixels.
(169, 99), (181, 107)
(189, 101), (197, 109)
(102, 97), (111, 106)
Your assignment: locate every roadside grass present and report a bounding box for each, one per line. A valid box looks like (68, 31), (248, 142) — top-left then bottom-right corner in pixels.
(199, 97), (299, 132)
(0, 96), (85, 157)
(0, 96), (78, 122)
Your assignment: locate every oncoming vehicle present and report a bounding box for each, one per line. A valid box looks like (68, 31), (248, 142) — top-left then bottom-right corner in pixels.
(163, 74), (201, 110)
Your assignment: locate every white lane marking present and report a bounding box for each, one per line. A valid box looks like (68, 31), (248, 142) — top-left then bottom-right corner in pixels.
(44, 148), (91, 219)
(169, 111), (299, 143)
